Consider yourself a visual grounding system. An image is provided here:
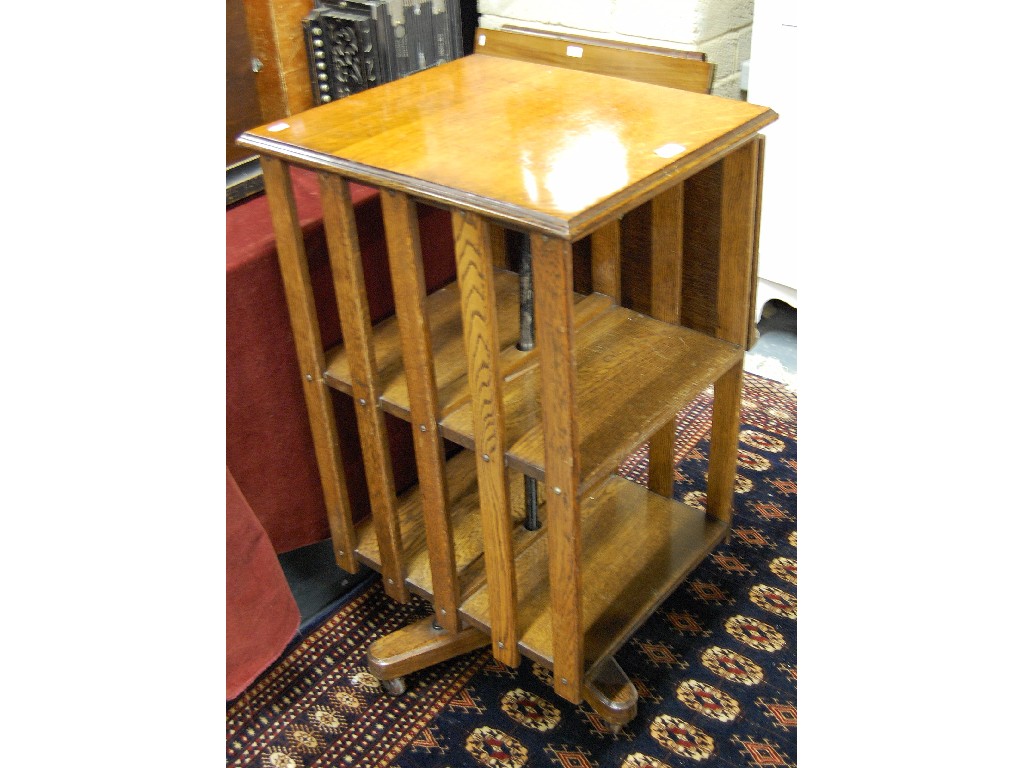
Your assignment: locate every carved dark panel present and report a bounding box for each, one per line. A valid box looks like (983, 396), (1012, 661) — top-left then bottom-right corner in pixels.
(303, 0), (464, 104)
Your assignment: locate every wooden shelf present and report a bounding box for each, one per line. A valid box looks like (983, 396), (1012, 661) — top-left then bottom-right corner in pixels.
(355, 444), (728, 676)
(442, 299), (742, 494)
(323, 269), (602, 419)
(324, 270), (525, 417)
(352, 448), (546, 602)
(458, 474), (729, 672)
(324, 271), (742, 498)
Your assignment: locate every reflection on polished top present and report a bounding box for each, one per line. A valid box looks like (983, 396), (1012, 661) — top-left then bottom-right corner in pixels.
(238, 54), (777, 239)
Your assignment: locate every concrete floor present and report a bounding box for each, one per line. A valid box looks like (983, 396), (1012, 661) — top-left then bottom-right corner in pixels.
(281, 299), (798, 628)
(745, 299), (797, 387)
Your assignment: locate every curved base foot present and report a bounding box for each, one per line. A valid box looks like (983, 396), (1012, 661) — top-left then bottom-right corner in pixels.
(367, 615), (490, 688)
(582, 656), (638, 731)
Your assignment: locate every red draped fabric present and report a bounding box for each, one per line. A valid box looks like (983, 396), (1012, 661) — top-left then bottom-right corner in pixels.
(225, 167), (456, 698)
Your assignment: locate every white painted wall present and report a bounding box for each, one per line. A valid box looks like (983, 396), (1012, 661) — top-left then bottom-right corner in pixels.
(477, 0), (755, 98)
(477, 0), (796, 314)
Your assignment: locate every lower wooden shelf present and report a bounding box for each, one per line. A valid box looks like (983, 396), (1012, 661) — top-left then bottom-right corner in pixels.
(458, 474), (728, 672)
(354, 443), (727, 677)
(352, 448), (545, 604)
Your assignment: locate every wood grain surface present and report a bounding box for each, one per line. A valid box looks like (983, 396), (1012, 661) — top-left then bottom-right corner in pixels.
(258, 157), (359, 574)
(238, 55), (776, 239)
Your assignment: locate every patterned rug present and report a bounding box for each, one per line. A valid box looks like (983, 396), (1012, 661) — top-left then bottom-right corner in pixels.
(227, 372), (797, 768)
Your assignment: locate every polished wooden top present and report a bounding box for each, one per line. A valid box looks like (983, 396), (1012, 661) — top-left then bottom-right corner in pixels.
(238, 54), (776, 239)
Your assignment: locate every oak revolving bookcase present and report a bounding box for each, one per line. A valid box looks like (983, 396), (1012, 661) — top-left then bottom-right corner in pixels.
(238, 52), (777, 730)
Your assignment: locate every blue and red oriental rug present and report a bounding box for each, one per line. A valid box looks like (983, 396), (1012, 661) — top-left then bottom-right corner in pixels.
(227, 372), (797, 767)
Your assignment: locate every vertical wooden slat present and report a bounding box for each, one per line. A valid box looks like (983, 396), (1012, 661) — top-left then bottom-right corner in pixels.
(706, 360), (743, 526)
(318, 173), (409, 603)
(532, 232), (583, 703)
(490, 224), (512, 271)
(647, 421), (677, 498)
(380, 189), (461, 633)
(649, 182), (685, 324)
(706, 138), (760, 528)
(259, 157), (359, 574)
(452, 210), (520, 667)
(715, 139), (759, 346)
(747, 134), (768, 351)
(647, 182), (686, 498)
(590, 219), (621, 303)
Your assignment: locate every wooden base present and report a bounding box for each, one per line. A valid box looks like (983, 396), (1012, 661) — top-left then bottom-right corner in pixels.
(369, 613), (637, 730)
(582, 656), (638, 731)
(367, 615), (490, 684)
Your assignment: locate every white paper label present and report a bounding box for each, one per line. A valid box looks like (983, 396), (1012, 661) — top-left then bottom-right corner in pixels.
(566, 45), (583, 58)
(654, 143), (686, 158)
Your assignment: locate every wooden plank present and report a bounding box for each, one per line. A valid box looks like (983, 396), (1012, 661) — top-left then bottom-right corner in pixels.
(706, 361), (743, 527)
(452, 210), (520, 667)
(237, 55), (778, 239)
(354, 451), (539, 601)
(259, 157), (358, 574)
(318, 172), (409, 603)
(459, 474), (729, 672)
(323, 271), (525, 416)
(647, 182), (686, 497)
(590, 219), (621, 303)
(490, 225), (512, 271)
(440, 304), (743, 494)
(649, 183), (685, 325)
(747, 134), (767, 351)
(380, 189), (460, 632)
(647, 421), (677, 499)
(703, 138), (760, 528)
(495, 25), (708, 62)
(474, 27), (714, 93)
(241, 0), (315, 120)
(367, 615), (490, 682)
(715, 139), (760, 346)
(531, 233), (583, 703)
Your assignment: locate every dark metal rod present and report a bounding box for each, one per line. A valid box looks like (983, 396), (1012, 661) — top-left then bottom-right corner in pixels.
(512, 230), (540, 531)
(515, 232), (535, 353)
(524, 475), (540, 531)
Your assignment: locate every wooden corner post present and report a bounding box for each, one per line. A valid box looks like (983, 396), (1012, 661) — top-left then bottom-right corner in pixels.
(259, 156), (359, 574)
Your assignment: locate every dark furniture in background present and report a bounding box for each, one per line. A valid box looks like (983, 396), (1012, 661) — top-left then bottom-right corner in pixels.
(227, 0), (477, 204)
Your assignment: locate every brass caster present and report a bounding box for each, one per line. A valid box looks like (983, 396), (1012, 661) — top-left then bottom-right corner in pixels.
(381, 676), (406, 695)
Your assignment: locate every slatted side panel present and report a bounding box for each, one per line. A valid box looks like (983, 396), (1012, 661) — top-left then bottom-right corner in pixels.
(380, 189), (462, 631)
(259, 157), (359, 573)
(452, 210), (521, 667)
(318, 173), (409, 602)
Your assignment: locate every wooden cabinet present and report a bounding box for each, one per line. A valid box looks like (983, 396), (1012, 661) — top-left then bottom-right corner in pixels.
(237, 52), (775, 729)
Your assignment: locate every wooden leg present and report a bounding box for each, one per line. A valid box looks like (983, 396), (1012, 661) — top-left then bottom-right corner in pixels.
(259, 157), (359, 573)
(706, 360), (743, 527)
(381, 189), (461, 632)
(452, 210), (520, 667)
(532, 233), (583, 704)
(582, 656), (638, 732)
(319, 174), (410, 602)
(647, 419), (677, 498)
(367, 616), (490, 685)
